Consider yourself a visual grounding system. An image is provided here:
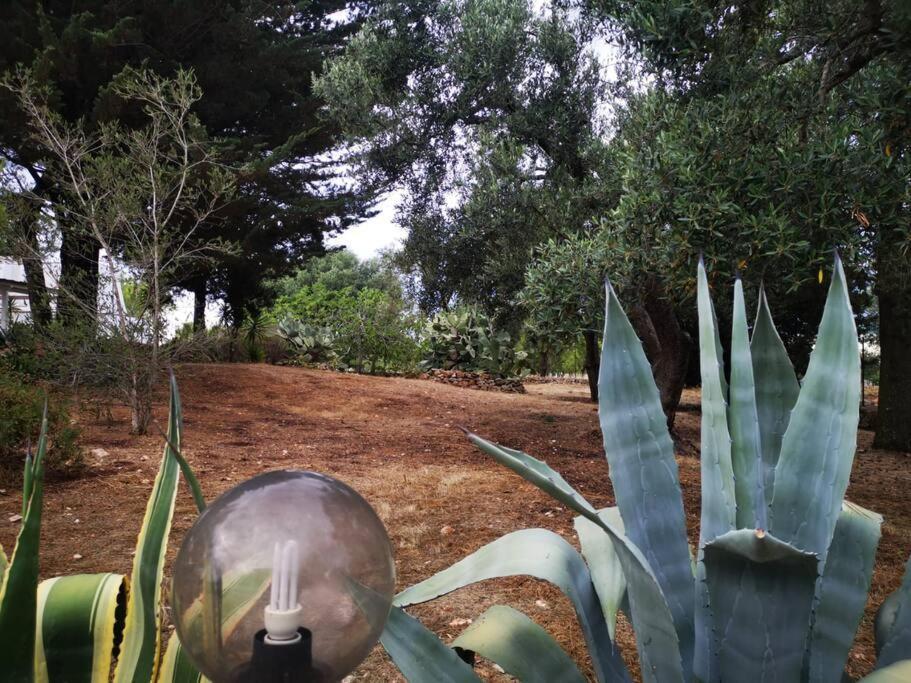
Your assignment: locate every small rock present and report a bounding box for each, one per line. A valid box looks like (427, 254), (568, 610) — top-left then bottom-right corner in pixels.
(448, 617), (472, 627)
(441, 525), (454, 536)
(73, 553), (83, 560)
(141, 479), (150, 485)
(493, 664), (506, 674)
(535, 599), (549, 609)
(90, 448), (109, 459)
(8, 514), (22, 523)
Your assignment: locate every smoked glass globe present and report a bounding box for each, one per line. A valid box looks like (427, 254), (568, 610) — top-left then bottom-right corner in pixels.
(171, 471), (395, 682)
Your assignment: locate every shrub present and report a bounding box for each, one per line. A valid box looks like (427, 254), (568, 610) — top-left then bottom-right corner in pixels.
(378, 259), (911, 682)
(0, 371), (82, 477)
(423, 306), (526, 377)
(277, 319), (336, 364)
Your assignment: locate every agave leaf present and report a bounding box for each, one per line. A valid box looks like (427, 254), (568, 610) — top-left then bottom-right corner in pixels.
(177, 568), (272, 649)
(875, 591), (901, 658)
(157, 636), (207, 683)
(0, 403), (48, 681)
(695, 261), (737, 683)
(344, 575), (480, 683)
(574, 508), (626, 641)
(877, 553), (911, 669)
(35, 573), (126, 683)
(465, 434), (685, 683)
(704, 529), (819, 681)
(451, 605), (586, 683)
(696, 259), (737, 546)
(769, 256), (860, 562)
(395, 529), (630, 683)
(599, 281), (694, 670)
(750, 286), (799, 508)
(113, 375), (183, 682)
(728, 278), (765, 529)
(860, 659), (911, 682)
(805, 501), (882, 682)
(0, 544), (7, 582)
(382, 605), (481, 682)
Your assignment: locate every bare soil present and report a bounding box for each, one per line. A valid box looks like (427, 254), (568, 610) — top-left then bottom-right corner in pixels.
(1, 364), (908, 681)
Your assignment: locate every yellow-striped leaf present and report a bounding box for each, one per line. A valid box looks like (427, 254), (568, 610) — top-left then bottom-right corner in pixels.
(35, 573), (126, 683)
(0, 404), (48, 680)
(113, 375), (183, 682)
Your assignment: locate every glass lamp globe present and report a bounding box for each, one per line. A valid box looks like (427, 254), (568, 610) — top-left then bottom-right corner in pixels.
(172, 470), (395, 682)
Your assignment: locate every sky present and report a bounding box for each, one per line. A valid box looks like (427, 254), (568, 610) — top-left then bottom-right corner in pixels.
(326, 190), (407, 259)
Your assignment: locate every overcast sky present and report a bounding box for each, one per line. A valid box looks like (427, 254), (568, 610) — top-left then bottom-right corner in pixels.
(327, 190), (407, 259)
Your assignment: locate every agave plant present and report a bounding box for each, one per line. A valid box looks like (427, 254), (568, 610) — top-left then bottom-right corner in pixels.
(0, 375), (210, 682)
(277, 318), (336, 364)
(378, 258), (911, 682)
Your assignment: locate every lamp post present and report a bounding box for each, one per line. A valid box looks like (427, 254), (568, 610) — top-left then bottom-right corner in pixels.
(171, 471), (395, 682)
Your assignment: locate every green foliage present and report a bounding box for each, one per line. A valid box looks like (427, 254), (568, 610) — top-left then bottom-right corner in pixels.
(316, 1), (612, 319)
(519, 234), (608, 368)
(423, 307), (527, 377)
(269, 252), (424, 374)
(379, 260), (911, 681)
(0, 371), (81, 477)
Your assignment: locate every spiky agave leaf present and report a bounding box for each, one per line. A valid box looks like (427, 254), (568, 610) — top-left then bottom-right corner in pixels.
(394, 528), (630, 683)
(34, 573), (126, 682)
(749, 286), (799, 509)
(574, 508), (626, 641)
(465, 434), (684, 683)
(876, 553), (911, 669)
(0, 402), (48, 680)
(728, 277), (765, 530)
(452, 605), (586, 683)
(704, 529), (819, 680)
(113, 374), (184, 682)
(769, 255), (860, 563)
(695, 260), (737, 683)
(806, 501), (882, 682)
(348, 578), (481, 683)
(599, 281), (694, 672)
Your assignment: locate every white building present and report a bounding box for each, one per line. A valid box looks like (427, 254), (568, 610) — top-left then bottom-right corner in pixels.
(0, 259), (33, 332)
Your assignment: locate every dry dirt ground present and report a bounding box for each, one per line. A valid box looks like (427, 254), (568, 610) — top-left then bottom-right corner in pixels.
(1, 363), (909, 681)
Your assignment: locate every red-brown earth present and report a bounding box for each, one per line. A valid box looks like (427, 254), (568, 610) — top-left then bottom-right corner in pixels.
(1, 364), (908, 680)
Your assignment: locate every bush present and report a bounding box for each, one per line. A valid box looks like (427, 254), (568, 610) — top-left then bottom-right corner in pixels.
(0, 372), (82, 477)
(423, 306), (526, 377)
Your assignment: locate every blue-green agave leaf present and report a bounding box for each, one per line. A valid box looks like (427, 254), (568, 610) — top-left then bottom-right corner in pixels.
(877, 553), (911, 669)
(806, 501), (882, 682)
(860, 659), (911, 682)
(385, 605), (481, 682)
(750, 286), (799, 509)
(395, 529), (630, 683)
(728, 278), (765, 529)
(599, 281), (694, 671)
(574, 508), (626, 641)
(465, 434), (684, 683)
(704, 529), (818, 681)
(452, 605), (586, 683)
(696, 259), (737, 546)
(769, 256), (860, 562)
(695, 260), (737, 683)
(348, 578), (480, 683)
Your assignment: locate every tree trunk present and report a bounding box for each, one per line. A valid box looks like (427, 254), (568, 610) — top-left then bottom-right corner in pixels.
(874, 246), (911, 451)
(583, 329), (599, 402)
(192, 276), (207, 332)
(628, 278), (691, 430)
(58, 226), (99, 327)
